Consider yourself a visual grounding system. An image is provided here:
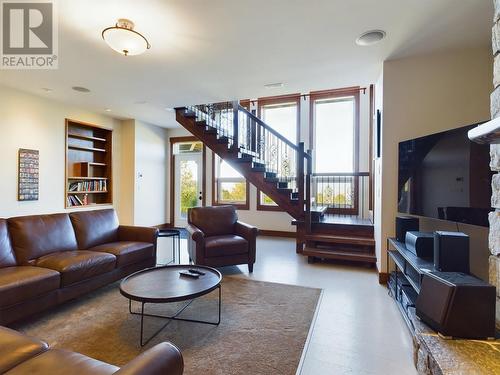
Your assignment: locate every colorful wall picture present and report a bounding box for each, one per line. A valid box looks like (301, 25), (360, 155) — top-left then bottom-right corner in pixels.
(18, 149), (39, 201)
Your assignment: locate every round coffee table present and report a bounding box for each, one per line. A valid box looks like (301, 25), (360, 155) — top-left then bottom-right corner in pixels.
(120, 265), (222, 346)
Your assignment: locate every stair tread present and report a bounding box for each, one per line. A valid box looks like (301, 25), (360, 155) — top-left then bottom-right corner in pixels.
(303, 247), (376, 262)
(305, 234), (375, 245)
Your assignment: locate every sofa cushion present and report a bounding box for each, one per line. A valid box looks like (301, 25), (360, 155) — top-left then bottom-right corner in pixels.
(188, 205), (237, 237)
(5, 349), (118, 375)
(0, 219), (16, 268)
(0, 266), (60, 308)
(35, 251), (116, 287)
(88, 241), (154, 267)
(8, 214), (78, 264)
(204, 235), (248, 258)
(70, 209), (119, 249)
(0, 326), (49, 373)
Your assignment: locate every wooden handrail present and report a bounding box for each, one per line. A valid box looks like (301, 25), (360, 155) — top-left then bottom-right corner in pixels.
(236, 104), (301, 153)
(312, 172), (369, 177)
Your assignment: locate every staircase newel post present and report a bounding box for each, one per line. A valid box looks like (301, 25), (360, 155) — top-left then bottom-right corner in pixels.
(232, 101), (239, 151)
(298, 142), (305, 216)
(305, 150), (312, 234)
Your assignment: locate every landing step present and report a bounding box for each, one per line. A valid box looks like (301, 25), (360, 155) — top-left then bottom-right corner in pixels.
(305, 234), (375, 246)
(303, 248), (376, 263)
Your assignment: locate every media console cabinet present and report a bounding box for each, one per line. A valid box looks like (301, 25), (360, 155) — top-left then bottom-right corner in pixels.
(386, 238), (500, 374)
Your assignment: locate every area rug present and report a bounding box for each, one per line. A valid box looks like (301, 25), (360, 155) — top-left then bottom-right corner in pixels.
(13, 277), (321, 375)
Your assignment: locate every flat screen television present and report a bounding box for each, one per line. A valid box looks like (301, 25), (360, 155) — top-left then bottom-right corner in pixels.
(398, 123), (493, 227)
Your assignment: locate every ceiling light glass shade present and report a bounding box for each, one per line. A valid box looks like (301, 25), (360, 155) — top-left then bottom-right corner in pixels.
(102, 19), (151, 56)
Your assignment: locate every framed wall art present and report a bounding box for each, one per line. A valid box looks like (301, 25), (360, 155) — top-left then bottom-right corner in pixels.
(18, 149), (39, 201)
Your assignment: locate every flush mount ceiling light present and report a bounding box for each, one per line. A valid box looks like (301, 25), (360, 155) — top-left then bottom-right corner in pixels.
(72, 86), (91, 93)
(102, 18), (151, 56)
(356, 30), (386, 46)
(264, 82), (284, 89)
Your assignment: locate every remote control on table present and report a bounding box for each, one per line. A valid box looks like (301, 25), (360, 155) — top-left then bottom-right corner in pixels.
(179, 271), (199, 278)
(188, 269), (206, 275)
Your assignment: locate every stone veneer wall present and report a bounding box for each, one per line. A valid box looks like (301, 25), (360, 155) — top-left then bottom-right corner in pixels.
(491, 0), (500, 328)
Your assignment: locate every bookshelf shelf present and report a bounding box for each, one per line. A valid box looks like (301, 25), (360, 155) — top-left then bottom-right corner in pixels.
(67, 191), (108, 194)
(68, 133), (107, 142)
(65, 119), (113, 209)
(68, 177), (108, 180)
(68, 145), (107, 153)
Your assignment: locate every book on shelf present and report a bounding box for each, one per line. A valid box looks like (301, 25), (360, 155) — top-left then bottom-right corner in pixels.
(68, 179), (107, 192)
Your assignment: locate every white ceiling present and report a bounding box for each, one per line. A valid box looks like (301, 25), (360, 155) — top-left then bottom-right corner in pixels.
(0, 0), (492, 128)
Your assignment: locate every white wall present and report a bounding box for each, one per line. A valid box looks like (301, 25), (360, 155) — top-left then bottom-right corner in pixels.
(377, 47), (492, 279)
(0, 85), (125, 220)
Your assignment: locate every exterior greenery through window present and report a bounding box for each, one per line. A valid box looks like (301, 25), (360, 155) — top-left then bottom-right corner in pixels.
(213, 155), (248, 208)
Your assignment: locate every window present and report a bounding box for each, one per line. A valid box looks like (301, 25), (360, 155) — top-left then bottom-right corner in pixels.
(311, 90), (359, 173)
(212, 155), (249, 209)
(257, 95), (300, 210)
(310, 88), (360, 214)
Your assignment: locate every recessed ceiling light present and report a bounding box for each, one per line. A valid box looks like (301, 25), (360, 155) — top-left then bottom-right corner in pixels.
(72, 86), (91, 93)
(264, 82), (284, 89)
(105, 108), (112, 112)
(41, 87), (53, 93)
(102, 18), (151, 56)
(356, 30), (386, 46)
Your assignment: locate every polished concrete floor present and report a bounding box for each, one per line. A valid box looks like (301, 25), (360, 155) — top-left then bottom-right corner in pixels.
(157, 236), (417, 375)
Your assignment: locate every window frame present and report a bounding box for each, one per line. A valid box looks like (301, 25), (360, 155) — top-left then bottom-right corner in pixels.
(211, 154), (250, 210)
(256, 94), (301, 211)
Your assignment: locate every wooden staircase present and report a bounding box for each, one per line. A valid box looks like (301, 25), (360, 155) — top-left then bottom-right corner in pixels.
(175, 102), (376, 266)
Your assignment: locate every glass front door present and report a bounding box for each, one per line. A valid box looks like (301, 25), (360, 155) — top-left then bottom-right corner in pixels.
(174, 150), (203, 227)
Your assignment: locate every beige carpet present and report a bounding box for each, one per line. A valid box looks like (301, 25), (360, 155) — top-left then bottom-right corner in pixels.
(13, 277), (321, 375)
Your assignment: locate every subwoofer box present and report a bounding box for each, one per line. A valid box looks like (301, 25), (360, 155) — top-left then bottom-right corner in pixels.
(416, 272), (496, 339)
(396, 216), (419, 243)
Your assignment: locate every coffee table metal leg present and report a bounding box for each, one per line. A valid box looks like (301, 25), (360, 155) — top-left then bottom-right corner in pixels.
(129, 284), (222, 346)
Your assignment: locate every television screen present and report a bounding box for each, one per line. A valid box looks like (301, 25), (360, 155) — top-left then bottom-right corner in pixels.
(398, 123), (492, 227)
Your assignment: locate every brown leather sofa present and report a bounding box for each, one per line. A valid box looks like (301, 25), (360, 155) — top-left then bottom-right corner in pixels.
(0, 209), (158, 325)
(186, 205), (258, 272)
(0, 326), (183, 374)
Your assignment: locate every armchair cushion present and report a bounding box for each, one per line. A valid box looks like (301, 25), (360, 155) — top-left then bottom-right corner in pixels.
(204, 235), (248, 258)
(5, 349), (118, 375)
(188, 205), (237, 236)
(0, 326), (49, 373)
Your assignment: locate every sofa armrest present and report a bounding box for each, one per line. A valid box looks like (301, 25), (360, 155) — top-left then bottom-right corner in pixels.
(118, 225), (159, 244)
(114, 342), (183, 375)
(234, 221), (259, 241)
(186, 224), (204, 243)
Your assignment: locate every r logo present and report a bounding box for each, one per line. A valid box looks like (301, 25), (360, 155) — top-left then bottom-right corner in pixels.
(2, 2), (53, 54)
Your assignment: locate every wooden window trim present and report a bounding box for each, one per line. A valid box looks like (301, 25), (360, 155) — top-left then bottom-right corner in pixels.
(169, 136), (206, 226)
(212, 155), (250, 210)
(256, 93), (301, 211)
(309, 86), (360, 173)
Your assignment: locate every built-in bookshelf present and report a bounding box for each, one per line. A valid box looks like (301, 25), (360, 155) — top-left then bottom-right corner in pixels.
(65, 119), (113, 208)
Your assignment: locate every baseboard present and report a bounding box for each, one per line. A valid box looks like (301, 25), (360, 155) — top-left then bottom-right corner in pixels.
(377, 267), (389, 285)
(259, 230), (296, 238)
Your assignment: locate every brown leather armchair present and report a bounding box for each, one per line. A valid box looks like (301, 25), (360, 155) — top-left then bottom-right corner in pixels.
(0, 326), (183, 374)
(186, 206), (258, 272)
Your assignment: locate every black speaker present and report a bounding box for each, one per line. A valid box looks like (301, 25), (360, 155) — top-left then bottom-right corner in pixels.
(396, 216), (419, 242)
(433, 231), (469, 273)
(416, 272), (496, 339)
(405, 231), (434, 259)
